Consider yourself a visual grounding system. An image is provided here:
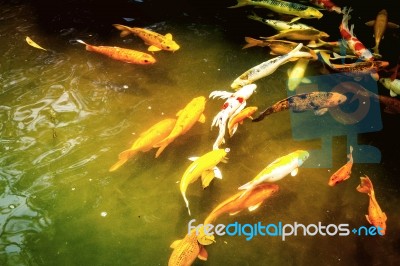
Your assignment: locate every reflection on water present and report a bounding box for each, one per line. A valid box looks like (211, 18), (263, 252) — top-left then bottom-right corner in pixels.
(1, 0), (400, 265)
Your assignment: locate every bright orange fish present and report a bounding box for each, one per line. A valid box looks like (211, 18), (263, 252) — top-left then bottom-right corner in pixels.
(227, 106), (258, 137)
(168, 229), (208, 266)
(356, 176), (387, 235)
(328, 146), (353, 186)
(109, 118), (176, 172)
(204, 183), (279, 225)
(76, 40), (156, 64)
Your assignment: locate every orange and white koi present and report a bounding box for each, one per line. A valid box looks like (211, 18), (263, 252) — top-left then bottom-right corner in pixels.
(328, 146), (353, 186)
(76, 40), (156, 64)
(227, 106), (258, 137)
(113, 24), (180, 52)
(309, 0), (341, 14)
(356, 176), (387, 235)
(365, 9), (399, 55)
(339, 7), (374, 61)
(204, 183), (279, 225)
(168, 229), (208, 266)
(209, 84), (256, 150)
(154, 96), (206, 158)
(109, 118), (176, 172)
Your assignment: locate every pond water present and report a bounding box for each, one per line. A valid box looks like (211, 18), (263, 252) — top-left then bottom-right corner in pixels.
(1, 0), (400, 265)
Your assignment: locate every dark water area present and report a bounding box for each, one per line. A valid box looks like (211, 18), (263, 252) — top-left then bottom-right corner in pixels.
(1, 0), (400, 265)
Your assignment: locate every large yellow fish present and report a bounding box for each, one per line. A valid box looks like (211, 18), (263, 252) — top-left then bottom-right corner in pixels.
(154, 96), (206, 158)
(204, 183), (279, 225)
(168, 229), (208, 266)
(113, 24), (180, 52)
(180, 148), (229, 215)
(109, 118), (176, 172)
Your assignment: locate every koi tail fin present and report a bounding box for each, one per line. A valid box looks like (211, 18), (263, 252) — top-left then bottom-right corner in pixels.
(228, 0), (251, 8)
(356, 176), (374, 196)
(238, 180), (254, 191)
(154, 137), (174, 158)
(76, 39), (93, 51)
(113, 24), (133, 37)
(242, 37), (263, 49)
(108, 149), (139, 171)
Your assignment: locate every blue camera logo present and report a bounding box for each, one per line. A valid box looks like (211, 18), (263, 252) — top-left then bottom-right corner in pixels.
(287, 73), (382, 168)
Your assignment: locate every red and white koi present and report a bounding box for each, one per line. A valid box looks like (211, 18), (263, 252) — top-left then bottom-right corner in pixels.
(309, 0), (342, 14)
(339, 7), (374, 61)
(209, 84), (257, 150)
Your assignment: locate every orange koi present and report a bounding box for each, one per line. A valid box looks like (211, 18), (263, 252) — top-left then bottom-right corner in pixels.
(168, 229), (208, 266)
(204, 183), (279, 225)
(328, 146), (353, 186)
(109, 118), (176, 172)
(76, 40), (156, 64)
(227, 106), (258, 137)
(356, 176), (387, 235)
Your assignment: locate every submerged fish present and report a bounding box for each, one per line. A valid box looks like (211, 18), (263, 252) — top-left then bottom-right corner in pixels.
(154, 96), (206, 158)
(227, 106), (258, 137)
(262, 28), (329, 41)
(238, 150), (309, 191)
(76, 40), (156, 64)
(109, 118), (176, 172)
(339, 7), (374, 61)
(229, 0), (323, 23)
(287, 58), (310, 91)
(378, 95), (400, 114)
(210, 84), (256, 150)
(328, 146), (353, 186)
(252, 92), (347, 122)
(243, 37), (317, 59)
(309, 0), (341, 14)
(113, 24), (180, 52)
(180, 149), (229, 215)
(231, 43), (312, 89)
(379, 78), (400, 97)
(248, 13), (316, 31)
(365, 9), (399, 55)
(356, 176), (387, 235)
(204, 183), (279, 225)
(25, 36), (47, 51)
(168, 229), (209, 266)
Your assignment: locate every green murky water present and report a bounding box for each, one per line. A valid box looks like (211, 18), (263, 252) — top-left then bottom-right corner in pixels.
(1, 0), (400, 265)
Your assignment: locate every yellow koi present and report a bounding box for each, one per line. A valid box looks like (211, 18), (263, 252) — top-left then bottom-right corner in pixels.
(113, 24), (180, 52)
(109, 118), (176, 172)
(25, 36), (47, 51)
(154, 96), (206, 158)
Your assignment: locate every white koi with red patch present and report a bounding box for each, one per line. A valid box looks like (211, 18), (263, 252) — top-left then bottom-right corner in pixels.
(309, 0), (341, 14)
(339, 7), (374, 61)
(209, 84), (257, 150)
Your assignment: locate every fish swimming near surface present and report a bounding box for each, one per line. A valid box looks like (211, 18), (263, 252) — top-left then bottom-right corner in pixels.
(109, 118), (176, 172)
(238, 150), (309, 191)
(180, 149), (229, 215)
(243, 38), (317, 59)
(339, 7), (374, 61)
(204, 183), (279, 225)
(227, 106), (258, 137)
(25, 36), (47, 51)
(229, 0), (323, 23)
(247, 13), (316, 31)
(287, 58), (310, 91)
(113, 24), (180, 52)
(262, 28), (329, 41)
(252, 92), (347, 122)
(356, 176), (387, 235)
(231, 43), (312, 89)
(168, 229), (209, 266)
(210, 84), (256, 150)
(328, 146), (353, 186)
(379, 78), (400, 97)
(76, 40), (156, 64)
(154, 96), (206, 158)
(365, 9), (399, 55)
(309, 0), (342, 14)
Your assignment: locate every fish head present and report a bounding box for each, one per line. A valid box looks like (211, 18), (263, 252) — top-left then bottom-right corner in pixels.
(140, 54), (156, 64)
(235, 84), (257, 99)
(375, 61), (389, 69)
(308, 9), (323, 19)
(379, 78), (388, 86)
(359, 50), (374, 61)
(328, 92), (347, 107)
(296, 150), (310, 166)
(319, 31), (330, 39)
(190, 96), (207, 111)
(163, 41), (180, 52)
(249, 183), (280, 202)
(378, 9), (388, 17)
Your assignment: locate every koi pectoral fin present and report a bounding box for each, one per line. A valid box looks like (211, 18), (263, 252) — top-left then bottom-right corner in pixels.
(291, 168), (299, 176)
(248, 202), (262, 212)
